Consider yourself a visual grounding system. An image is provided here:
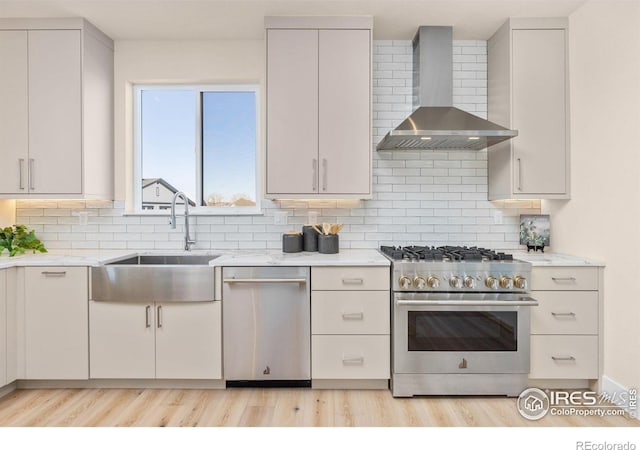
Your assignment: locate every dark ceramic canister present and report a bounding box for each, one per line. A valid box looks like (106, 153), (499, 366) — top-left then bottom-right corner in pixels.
(282, 234), (303, 253)
(302, 225), (319, 252)
(317, 234), (339, 254)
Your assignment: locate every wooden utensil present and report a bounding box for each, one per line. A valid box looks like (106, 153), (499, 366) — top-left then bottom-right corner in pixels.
(335, 224), (344, 234)
(322, 222), (331, 235)
(312, 224), (324, 236)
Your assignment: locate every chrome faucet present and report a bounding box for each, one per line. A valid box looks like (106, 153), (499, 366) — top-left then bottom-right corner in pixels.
(169, 191), (196, 251)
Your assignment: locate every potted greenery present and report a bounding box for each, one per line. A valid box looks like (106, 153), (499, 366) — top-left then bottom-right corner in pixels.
(0, 225), (48, 257)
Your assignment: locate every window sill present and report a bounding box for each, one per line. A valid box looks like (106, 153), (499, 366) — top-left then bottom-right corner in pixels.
(124, 207), (264, 217)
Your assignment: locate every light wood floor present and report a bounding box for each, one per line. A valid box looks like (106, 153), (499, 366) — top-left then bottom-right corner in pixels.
(0, 388), (636, 427)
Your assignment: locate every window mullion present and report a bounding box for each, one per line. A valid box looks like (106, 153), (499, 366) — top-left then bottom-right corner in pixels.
(195, 90), (204, 207)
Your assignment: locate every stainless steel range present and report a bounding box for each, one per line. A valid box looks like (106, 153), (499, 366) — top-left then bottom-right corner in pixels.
(380, 246), (538, 397)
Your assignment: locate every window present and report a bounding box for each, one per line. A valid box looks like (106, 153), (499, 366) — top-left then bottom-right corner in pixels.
(134, 85), (260, 214)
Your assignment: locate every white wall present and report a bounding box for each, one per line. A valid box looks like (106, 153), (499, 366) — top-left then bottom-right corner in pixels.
(113, 40), (264, 203)
(544, 0), (640, 390)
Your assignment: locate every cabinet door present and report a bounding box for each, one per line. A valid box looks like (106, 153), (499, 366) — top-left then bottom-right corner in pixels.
(266, 29), (319, 195)
(0, 271), (6, 387)
(319, 29), (371, 195)
(155, 301), (222, 379)
(0, 31), (29, 194)
(89, 301), (155, 379)
(512, 29), (567, 195)
(28, 30), (82, 194)
(24, 267), (88, 380)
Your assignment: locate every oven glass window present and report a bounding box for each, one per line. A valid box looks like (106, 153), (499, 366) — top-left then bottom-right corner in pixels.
(408, 311), (518, 351)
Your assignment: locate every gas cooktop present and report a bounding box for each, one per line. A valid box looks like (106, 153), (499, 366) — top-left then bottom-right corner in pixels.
(380, 245), (530, 292)
(380, 245), (514, 262)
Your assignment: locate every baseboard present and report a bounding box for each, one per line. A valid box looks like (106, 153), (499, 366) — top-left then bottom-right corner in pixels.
(601, 375), (639, 420)
(0, 382), (17, 399)
(16, 379), (226, 390)
(528, 379), (590, 389)
(312, 379), (389, 390)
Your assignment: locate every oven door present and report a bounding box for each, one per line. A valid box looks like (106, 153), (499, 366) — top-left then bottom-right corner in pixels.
(393, 293), (537, 375)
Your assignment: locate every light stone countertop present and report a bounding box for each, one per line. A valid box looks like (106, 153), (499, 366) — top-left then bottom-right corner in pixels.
(208, 249), (391, 267)
(0, 248), (390, 269)
(511, 251), (605, 267)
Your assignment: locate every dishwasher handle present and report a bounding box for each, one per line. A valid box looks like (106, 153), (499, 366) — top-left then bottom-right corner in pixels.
(223, 278), (307, 285)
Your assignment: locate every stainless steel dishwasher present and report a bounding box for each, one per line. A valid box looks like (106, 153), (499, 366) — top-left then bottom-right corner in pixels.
(222, 266), (310, 386)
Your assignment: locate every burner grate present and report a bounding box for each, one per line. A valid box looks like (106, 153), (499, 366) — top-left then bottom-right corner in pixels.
(380, 245), (514, 262)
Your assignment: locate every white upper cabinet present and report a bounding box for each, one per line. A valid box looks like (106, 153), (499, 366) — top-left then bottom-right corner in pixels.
(488, 18), (570, 200)
(0, 19), (113, 199)
(265, 17), (372, 198)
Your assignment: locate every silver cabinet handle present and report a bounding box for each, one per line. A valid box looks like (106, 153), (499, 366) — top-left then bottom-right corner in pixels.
(157, 305), (162, 328)
(322, 158), (327, 191)
(312, 159), (318, 191)
(41, 271), (66, 277)
(342, 312), (364, 320)
(342, 278), (364, 285)
(223, 278), (307, 284)
(145, 305), (151, 328)
(517, 157), (522, 191)
(342, 357), (364, 365)
(396, 299), (539, 307)
(552, 277), (577, 282)
(551, 356), (576, 361)
(29, 158), (35, 190)
(19, 159), (25, 190)
(551, 312), (576, 317)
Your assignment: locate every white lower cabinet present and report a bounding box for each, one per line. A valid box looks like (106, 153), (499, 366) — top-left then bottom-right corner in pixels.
(24, 267), (88, 380)
(312, 335), (390, 379)
(89, 302), (155, 379)
(0, 270), (6, 387)
(529, 266), (601, 383)
(311, 266), (390, 383)
(89, 300), (222, 379)
(155, 302), (222, 380)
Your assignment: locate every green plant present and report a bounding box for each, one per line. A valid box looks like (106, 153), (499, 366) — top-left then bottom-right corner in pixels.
(0, 225), (48, 257)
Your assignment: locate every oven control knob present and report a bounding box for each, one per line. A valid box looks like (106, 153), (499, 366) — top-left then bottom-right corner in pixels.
(399, 276), (412, 289)
(463, 276), (476, 289)
(499, 276), (513, 289)
(413, 276), (426, 289)
(485, 276), (498, 290)
(449, 276), (462, 289)
(514, 276), (528, 290)
(427, 276), (440, 289)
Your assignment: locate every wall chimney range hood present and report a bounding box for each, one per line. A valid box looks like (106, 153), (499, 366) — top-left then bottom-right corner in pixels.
(376, 26), (517, 151)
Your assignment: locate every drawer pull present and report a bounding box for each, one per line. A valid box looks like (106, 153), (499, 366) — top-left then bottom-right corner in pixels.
(342, 312), (364, 321)
(342, 357), (364, 365)
(551, 356), (576, 362)
(551, 277), (577, 282)
(551, 312), (576, 317)
(342, 278), (364, 285)
(41, 271), (67, 277)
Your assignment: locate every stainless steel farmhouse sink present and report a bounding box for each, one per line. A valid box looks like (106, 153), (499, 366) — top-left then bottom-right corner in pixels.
(90, 254), (221, 302)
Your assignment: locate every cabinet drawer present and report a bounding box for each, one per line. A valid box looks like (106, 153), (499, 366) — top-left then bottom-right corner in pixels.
(311, 266), (389, 291)
(312, 291), (389, 335)
(312, 335), (389, 379)
(530, 335), (598, 379)
(531, 291), (598, 335)
(531, 267), (598, 291)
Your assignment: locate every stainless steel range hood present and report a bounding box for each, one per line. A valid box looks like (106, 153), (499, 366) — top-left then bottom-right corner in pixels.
(376, 26), (517, 151)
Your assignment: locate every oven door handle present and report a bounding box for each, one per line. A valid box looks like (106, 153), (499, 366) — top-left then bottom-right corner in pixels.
(395, 298), (539, 307)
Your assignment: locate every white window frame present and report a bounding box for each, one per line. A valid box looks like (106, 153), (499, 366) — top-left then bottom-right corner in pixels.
(133, 84), (262, 215)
